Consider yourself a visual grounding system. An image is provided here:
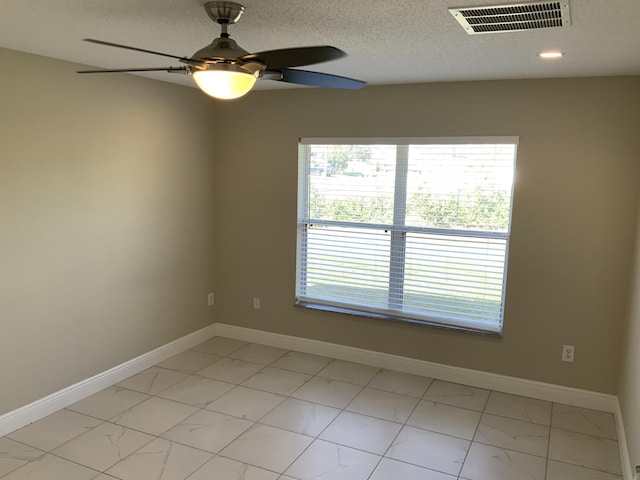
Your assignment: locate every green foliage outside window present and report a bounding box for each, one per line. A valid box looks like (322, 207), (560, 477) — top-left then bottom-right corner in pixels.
(310, 184), (510, 231)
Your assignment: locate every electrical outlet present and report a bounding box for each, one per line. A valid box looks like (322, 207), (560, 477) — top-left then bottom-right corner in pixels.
(207, 292), (215, 306)
(562, 345), (575, 362)
(253, 297), (261, 310)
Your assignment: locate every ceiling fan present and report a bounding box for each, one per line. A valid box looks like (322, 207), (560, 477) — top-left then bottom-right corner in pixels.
(78, 1), (366, 100)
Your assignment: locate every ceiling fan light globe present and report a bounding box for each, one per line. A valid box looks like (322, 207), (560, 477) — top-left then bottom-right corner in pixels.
(192, 66), (256, 100)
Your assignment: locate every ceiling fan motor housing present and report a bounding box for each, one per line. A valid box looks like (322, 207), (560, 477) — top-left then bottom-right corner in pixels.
(192, 37), (249, 60)
(204, 1), (245, 25)
(190, 37), (265, 77)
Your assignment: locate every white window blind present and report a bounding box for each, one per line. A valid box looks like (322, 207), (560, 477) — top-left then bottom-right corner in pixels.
(296, 137), (517, 334)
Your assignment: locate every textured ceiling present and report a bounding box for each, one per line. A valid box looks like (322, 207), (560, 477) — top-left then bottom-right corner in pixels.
(1, 0), (639, 92)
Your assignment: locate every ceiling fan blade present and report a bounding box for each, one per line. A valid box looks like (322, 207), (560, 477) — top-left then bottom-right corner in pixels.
(241, 46), (346, 70)
(83, 38), (194, 63)
(274, 68), (366, 90)
(77, 67), (188, 74)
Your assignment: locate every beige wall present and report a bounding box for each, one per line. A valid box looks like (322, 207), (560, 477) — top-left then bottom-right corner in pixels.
(214, 77), (640, 394)
(620, 195), (640, 473)
(0, 48), (218, 415)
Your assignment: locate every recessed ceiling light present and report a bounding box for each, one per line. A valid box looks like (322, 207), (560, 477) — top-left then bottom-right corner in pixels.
(538, 51), (564, 59)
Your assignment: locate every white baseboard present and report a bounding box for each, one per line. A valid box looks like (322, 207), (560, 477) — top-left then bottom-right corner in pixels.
(0, 323), (218, 438)
(214, 323), (619, 413)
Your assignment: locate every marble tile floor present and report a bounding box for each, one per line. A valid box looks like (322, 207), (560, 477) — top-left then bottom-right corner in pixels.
(0, 336), (624, 480)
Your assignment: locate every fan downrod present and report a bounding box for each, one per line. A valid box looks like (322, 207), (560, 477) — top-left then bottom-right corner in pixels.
(204, 1), (245, 25)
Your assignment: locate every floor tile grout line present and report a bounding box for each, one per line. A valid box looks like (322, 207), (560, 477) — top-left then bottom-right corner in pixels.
(546, 457), (626, 478)
(471, 440), (551, 460)
(0, 440), (48, 479)
(477, 410), (552, 428)
(548, 423), (622, 442)
(457, 386), (484, 478)
(544, 402), (554, 479)
(68, 385), (153, 418)
(5, 408), (103, 453)
(22, 444), (123, 477)
(206, 452), (285, 478)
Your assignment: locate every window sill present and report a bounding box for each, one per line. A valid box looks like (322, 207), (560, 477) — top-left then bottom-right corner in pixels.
(295, 300), (503, 337)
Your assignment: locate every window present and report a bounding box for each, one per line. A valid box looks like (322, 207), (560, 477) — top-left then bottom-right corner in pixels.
(296, 137), (517, 334)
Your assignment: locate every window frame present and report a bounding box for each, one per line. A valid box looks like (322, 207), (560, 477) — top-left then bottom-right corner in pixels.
(296, 137), (518, 335)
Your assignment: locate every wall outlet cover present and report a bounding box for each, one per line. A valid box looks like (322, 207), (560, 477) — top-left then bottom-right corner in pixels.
(562, 345), (575, 363)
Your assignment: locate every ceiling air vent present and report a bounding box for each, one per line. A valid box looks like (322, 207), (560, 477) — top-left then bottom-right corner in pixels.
(449, 1), (571, 35)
